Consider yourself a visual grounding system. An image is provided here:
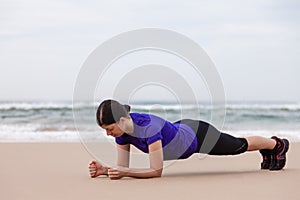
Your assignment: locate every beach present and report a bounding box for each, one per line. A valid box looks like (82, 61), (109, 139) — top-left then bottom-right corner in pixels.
(1, 142), (299, 200)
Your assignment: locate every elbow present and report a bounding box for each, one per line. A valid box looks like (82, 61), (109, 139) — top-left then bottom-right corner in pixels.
(155, 173), (162, 178)
(153, 168), (163, 178)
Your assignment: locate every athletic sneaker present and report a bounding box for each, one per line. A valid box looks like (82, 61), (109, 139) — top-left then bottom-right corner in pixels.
(259, 149), (272, 169)
(269, 136), (289, 171)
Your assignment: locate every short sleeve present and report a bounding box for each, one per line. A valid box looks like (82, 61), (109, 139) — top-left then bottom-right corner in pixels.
(146, 131), (163, 145)
(115, 135), (128, 145)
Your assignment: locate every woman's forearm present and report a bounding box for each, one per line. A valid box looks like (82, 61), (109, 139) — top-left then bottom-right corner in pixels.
(123, 167), (162, 178)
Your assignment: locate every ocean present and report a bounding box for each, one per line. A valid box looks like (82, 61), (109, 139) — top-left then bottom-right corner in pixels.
(0, 101), (300, 142)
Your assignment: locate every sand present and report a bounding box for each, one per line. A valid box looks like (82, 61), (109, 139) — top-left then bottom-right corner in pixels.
(1, 142), (299, 200)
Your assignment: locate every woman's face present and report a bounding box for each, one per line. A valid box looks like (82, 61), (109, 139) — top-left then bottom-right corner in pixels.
(101, 123), (124, 137)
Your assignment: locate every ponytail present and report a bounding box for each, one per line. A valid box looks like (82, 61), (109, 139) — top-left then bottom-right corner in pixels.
(123, 104), (131, 112)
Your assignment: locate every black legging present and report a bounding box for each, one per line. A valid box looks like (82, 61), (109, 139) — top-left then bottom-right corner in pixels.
(174, 119), (248, 155)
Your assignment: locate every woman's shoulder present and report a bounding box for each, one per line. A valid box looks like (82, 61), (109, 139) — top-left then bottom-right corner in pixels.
(130, 112), (166, 126)
(130, 112), (150, 126)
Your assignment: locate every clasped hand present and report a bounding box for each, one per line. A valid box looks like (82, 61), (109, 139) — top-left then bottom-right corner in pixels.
(89, 160), (127, 180)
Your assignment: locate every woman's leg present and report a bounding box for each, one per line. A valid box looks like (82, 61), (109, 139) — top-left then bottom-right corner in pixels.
(245, 136), (276, 151)
(176, 119), (289, 170)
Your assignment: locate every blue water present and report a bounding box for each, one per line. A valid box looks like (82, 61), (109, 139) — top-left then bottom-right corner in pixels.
(0, 101), (299, 142)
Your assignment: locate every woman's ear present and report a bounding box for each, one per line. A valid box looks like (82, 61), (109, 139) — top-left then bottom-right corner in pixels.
(119, 116), (127, 123)
(118, 117), (127, 130)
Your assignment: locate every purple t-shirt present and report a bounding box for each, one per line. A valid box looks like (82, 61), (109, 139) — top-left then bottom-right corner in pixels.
(115, 113), (198, 160)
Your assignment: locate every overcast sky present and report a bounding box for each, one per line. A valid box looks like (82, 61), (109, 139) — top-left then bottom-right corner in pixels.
(0, 0), (299, 102)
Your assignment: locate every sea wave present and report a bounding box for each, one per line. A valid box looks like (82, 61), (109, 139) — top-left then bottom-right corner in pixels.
(0, 124), (79, 133)
(1, 101), (299, 111)
(0, 102), (93, 111)
(1, 101), (299, 142)
(132, 104), (201, 111)
(0, 102), (72, 111)
(226, 103), (300, 111)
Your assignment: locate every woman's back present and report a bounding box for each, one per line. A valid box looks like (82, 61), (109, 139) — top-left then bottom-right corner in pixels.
(115, 113), (198, 160)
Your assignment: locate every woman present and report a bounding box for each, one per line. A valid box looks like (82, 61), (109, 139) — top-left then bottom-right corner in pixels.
(88, 99), (289, 179)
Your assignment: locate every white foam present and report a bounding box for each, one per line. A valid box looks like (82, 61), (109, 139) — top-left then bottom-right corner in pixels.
(0, 102), (93, 110)
(128, 103), (300, 111)
(226, 103), (300, 111)
(0, 131), (80, 142)
(0, 124), (40, 132)
(0, 102), (70, 110)
(132, 104), (201, 111)
(1, 101), (299, 111)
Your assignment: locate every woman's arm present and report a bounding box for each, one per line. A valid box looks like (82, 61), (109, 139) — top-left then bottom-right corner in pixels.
(117, 144), (130, 167)
(108, 140), (164, 179)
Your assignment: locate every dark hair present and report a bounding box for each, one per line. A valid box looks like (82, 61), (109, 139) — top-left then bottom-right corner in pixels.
(96, 99), (131, 126)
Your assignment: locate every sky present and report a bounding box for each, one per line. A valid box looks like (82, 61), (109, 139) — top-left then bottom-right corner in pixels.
(0, 0), (299, 102)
